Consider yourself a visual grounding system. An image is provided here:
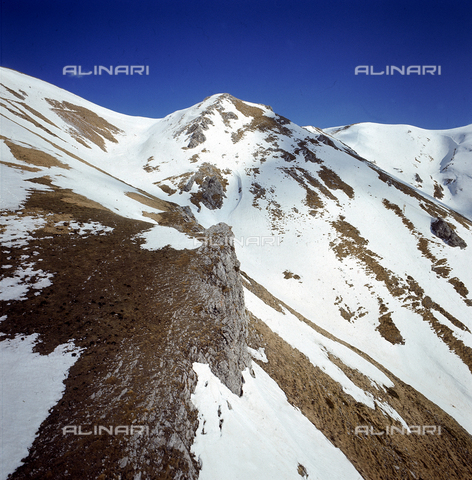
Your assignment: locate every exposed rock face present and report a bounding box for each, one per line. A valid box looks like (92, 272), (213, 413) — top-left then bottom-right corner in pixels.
(186, 116), (213, 148)
(221, 111), (238, 123)
(431, 217), (467, 249)
(182, 163), (227, 210)
(187, 128), (206, 148)
(199, 175), (225, 209)
(194, 223), (251, 395)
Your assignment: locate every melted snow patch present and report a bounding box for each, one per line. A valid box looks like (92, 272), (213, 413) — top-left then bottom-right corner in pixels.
(56, 220), (114, 236)
(0, 334), (82, 479)
(248, 346), (268, 363)
(191, 362), (362, 480)
(0, 263), (53, 301)
(0, 160), (52, 212)
(0, 213), (47, 247)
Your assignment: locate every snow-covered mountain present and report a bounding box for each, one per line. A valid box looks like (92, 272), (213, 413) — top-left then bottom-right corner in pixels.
(323, 122), (472, 220)
(1, 67), (471, 480)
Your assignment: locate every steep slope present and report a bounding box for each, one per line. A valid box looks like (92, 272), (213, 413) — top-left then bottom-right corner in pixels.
(1, 67), (472, 480)
(323, 122), (472, 220)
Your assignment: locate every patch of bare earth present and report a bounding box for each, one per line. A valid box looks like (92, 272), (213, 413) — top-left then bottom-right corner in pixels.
(1, 136), (70, 169)
(2, 185), (247, 479)
(45, 99), (123, 151)
(1, 98), (59, 138)
(317, 165), (355, 199)
(229, 97), (293, 143)
(374, 166), (471, 231)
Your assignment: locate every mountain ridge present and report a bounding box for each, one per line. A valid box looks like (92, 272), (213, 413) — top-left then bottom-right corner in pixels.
(1, 67), (472, 480)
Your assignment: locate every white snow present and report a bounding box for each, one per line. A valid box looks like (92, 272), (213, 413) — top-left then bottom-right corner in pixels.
(191, 362), (363, 480)
(0, 263), (53, 301)
(325, 122), (472, 220)
(2, 66), (472, 475)
(0, 213), (47, 248)
(134, 224), (199, 251)
(0, 334), (81, 480)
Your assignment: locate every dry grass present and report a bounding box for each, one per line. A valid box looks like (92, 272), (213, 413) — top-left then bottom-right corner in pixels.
(330, 211), (472, 353)
(448, 277), (469, 298)
(376, 312), (405, 345)
(381, 198), (462, 282)
(1, 82), (26, 100)
(228, 96), (292, 142)
(281, 167), (330, 214)
(382, 199), (416, 233)
(283, 270), (301, 280)
(125, 191), (170, 212)
(417, 237), (437, 262)
(46, 99), (123, 151)
(371, 166), (472, 231)
(1, 136), (70, 169)
(249, 182), (266, 208)
(318, 165), (355, 199)
(20, 102), (57, 127)
(55, 187), (111, 212)
(247, 310), (472, 480)
(157, 184), (177, 196)
(434, 181), (445, 199)
(0, 159), (41, 172)
(1, 179), (249, 478)
(381, 199), (470, 303)
(1, 99), (59, 138)
(243, 271), (472, 479)
(143, 156), (160, 173)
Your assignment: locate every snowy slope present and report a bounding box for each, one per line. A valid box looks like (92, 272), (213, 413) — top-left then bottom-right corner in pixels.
(1, 67), (472, 479)
(323, 122), (472, 220)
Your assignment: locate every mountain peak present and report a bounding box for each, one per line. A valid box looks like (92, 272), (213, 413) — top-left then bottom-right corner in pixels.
(2, 69), (472, 480)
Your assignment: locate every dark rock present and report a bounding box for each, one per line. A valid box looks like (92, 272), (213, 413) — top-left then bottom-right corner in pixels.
(187, 127), (206, 148)
(316, 133), (339, 150)
(186, 116), (214, 147)
(200, 176), (225, 210)
(186, 116), (213, 134)
(422, 296), (433, 309)
(431, 217), (467, 249)
(195, 223), (251, 395)
(222, 111), (238, 122)
(183, 163), (227, 210)
(300, 146), (322, 164)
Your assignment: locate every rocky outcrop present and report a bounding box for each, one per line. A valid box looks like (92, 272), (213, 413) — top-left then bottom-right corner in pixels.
(182, 163), (227, 210)
(431, 217), (467, 249)
(193, 223), (251, 395)
(6, 192), (249, 479)
(199, 175), (225, 209)
(187, 128), (206, 148)
(186, 117), (213, 148)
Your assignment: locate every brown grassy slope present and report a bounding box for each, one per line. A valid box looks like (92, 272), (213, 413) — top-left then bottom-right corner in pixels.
(243, 273), (472, 480)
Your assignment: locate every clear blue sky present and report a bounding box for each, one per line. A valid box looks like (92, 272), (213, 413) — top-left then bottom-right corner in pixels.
(1, 0), (471, 129)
